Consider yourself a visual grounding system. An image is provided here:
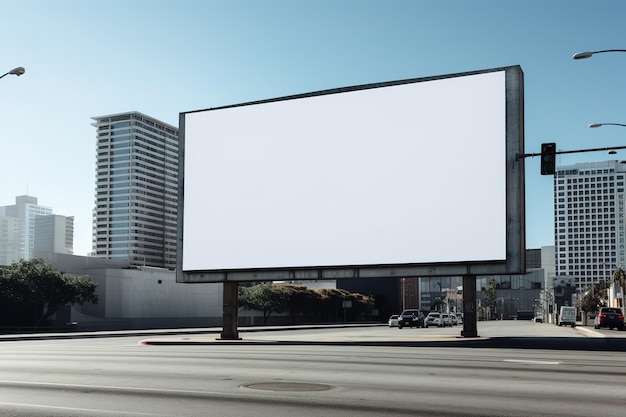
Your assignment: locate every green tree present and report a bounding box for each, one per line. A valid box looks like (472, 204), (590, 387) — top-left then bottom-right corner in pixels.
(238, 283), (376, 324)
(346, 292), (375, 321)
(278, 284), (322, 324)
(483, 278), (498, 319)
(0, 258), (98, 327)
(580, 279), (610, 314)
(317, 288), (351, 322)
(238, 282), (290, 325)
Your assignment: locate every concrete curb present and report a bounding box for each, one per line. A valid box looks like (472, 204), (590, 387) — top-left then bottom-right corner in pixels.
(575, 326), (605, 338)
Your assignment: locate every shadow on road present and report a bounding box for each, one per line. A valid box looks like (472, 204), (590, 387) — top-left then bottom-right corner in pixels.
(141, 336), (626, 352)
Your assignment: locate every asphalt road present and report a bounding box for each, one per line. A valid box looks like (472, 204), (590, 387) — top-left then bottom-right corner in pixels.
(0, 321), (624, 417)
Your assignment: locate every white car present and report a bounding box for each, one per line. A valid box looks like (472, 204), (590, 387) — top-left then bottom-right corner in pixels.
(425, 312), (452, 327)
(388, 314), (399, 327)
(448, 313), (458, 326)
(455, 313), (463, 325)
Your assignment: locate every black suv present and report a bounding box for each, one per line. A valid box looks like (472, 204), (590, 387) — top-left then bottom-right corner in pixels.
(594, 307), (625, 330)
(398, 309), (425, 329)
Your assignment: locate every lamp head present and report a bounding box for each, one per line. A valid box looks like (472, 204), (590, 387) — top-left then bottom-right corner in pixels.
(9, 67), (25, 76)
(573, 51), (593, 60)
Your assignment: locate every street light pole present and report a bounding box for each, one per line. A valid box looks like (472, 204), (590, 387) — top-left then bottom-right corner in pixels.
(589, 123), (626, 129)
(0, 67), (25, 79)
(613, 268), (625, 309)
(573, 50), (626, 60)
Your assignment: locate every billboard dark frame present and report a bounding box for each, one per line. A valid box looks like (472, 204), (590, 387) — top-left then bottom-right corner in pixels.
(176, 65), (525, 283)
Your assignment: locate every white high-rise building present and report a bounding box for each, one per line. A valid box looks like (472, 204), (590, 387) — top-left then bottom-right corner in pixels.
(0, 195), (53, 261)
(91, 111), (179, 269)
(554, 160), (626, 291)
(0, 214), (19, 265)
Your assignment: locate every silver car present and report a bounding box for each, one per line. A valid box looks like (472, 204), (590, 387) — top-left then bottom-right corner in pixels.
(425, 312), (453, 327)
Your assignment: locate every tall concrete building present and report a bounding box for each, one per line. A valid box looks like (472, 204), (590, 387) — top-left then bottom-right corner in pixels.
(0, 195), (53, 261)
(554, 160), (626, 291)
(91, 111), (179, 269)
(34, 214), (74, 255)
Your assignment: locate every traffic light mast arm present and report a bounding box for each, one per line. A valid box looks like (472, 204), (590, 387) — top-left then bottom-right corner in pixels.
(518, 144), (626, 159)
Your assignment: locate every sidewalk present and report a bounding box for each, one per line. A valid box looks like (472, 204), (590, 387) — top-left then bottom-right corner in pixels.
(138, 321), (612, 347)
(0, 321), (611, 346)
(0, 323), (375, 342)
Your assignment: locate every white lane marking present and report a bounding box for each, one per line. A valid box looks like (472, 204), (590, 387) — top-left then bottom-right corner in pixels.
(504, 359), (561, 365)
(0, 401), (164, 416)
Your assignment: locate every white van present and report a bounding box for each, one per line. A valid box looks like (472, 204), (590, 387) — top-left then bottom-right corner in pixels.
(558, 306), (577, 327)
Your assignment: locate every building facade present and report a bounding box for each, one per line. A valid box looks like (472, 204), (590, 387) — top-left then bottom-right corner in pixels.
(34, 214), (74, 255)
(0, 214), (19, 265)
(91, 112), (179, 269)
(554, 160), (626, 291)
(0, 195), (53, 262)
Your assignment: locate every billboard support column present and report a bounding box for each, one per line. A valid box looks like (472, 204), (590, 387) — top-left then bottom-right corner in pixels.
(461, 275), (478, 337)
(219, 281), (241, 340)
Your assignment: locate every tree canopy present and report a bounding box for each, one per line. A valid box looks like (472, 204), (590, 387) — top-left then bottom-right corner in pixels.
(0, 258), (98, 327)
(579, 278), (611, 313)
(238, 282), (290, 325)
(483, 278), (498, 306)
(239, 283), (374, 324)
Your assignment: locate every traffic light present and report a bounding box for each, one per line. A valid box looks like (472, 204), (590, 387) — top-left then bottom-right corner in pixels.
(540, 142), (556, 175)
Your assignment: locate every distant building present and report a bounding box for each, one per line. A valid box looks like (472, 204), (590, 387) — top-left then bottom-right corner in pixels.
(525, 248), (542, 269)
(34, 214), (74, 255)
(554, 160), (625, 291)
(91, 112), (179, 269)
(0, 214), (19, 265)
(0, 195), (53, 261)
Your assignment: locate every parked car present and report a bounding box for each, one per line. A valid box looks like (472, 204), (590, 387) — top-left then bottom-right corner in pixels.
(448, 313), (458, 326)
(455, 313), (463, 325)
(397, 309), (425, 329)
(594, 307), (625, 330)
(425, 312), (452, 327)
(388, 314), (399, 327)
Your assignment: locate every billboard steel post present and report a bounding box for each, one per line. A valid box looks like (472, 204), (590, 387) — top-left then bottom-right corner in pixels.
(462, 275), (478, 337)
(219, 281), (241, 340)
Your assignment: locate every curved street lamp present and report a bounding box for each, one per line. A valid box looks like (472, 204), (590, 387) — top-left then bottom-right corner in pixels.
(0, 66), (25, 79)
(589, 123), (626, 128)
(573, 50), (626, 60)
(588, 123), (626, 155)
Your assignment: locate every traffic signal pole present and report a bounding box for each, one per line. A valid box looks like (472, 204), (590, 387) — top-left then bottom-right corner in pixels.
(520, 144), (626, 175)
(520, 144), (626, 159)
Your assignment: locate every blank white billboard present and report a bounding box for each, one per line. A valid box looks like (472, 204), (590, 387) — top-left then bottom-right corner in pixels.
(179, 67), (524, 277)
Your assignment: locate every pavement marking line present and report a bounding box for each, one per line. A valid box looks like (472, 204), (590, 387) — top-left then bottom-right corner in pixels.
(503, 359), (561, 365)
(0, 401), (165, 416)
(0, 379), (219, 396)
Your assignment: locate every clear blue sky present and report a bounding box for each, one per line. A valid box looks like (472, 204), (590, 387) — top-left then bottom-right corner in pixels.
(1, 0), (625, 256)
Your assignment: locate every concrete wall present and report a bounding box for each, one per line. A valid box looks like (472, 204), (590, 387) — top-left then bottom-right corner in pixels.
(37, 252), (223, 330)
(101, 268), (218, 318)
